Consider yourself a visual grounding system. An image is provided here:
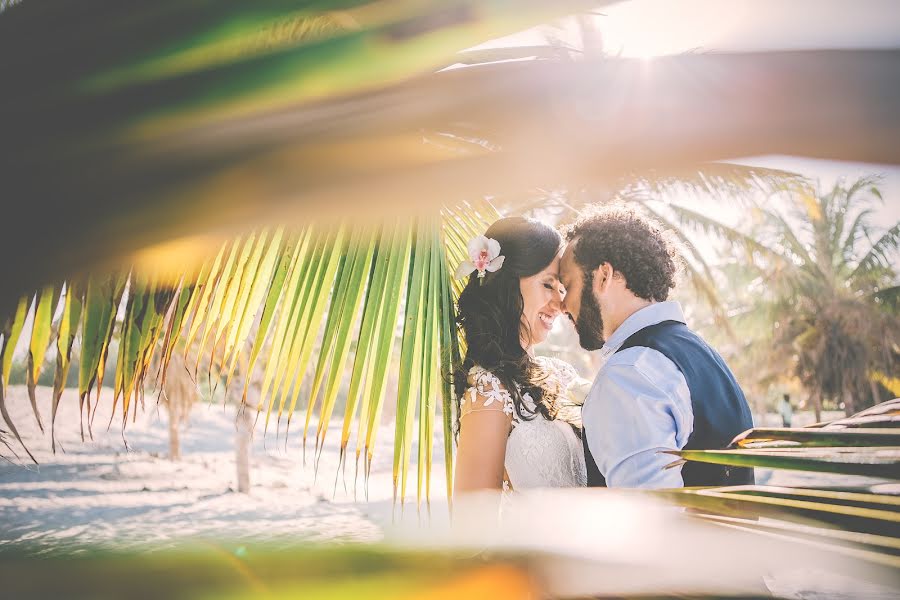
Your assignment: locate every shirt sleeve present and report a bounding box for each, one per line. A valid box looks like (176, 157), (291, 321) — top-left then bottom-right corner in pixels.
(582, 348), (693, 489)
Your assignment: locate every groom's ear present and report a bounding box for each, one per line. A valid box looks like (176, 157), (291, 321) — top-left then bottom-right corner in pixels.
(595, 263), (615, 294)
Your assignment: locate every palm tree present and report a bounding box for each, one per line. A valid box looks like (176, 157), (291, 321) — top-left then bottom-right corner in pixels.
(675, 176), (899, 418)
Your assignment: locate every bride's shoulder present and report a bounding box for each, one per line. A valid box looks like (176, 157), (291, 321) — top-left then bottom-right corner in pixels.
(461, 365), (515, 418)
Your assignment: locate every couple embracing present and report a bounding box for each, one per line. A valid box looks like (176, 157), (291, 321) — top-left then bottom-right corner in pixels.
(453, 206), (754, 496)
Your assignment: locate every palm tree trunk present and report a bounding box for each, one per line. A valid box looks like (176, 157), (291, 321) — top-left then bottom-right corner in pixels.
(235, 402), (252, 493)
(869, 379), (882, 407)
(842, 382), (855, 417)
(168, 406), (181, 461)
(811, 391), (822, 424)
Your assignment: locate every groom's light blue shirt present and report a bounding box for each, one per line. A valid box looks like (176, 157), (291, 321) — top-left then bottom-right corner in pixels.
(582, 301), (693, 488)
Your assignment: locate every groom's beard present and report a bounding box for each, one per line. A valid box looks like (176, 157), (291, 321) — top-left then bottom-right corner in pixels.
(575, 283), (605, 351)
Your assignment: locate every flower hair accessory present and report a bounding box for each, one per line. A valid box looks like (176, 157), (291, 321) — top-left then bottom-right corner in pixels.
(454, 235), (505, 281)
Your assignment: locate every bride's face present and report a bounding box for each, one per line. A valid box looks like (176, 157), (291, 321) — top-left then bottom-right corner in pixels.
(519, 256), (566, 349)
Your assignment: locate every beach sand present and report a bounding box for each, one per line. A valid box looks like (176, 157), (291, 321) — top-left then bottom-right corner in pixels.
(1, 386), (896, 598)
(0, 385), (442, 553)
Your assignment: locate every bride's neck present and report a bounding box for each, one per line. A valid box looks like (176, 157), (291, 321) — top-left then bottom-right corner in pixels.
(520, 327), (535, 357)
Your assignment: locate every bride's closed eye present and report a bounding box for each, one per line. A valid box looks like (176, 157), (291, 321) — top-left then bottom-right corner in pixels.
(543, 282), (566, 297)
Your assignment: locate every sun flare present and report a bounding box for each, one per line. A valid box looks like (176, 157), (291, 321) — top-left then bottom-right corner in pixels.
(598, 0), (742, 58)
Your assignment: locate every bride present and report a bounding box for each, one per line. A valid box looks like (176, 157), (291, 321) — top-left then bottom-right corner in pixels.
(453, 216), (587, 494)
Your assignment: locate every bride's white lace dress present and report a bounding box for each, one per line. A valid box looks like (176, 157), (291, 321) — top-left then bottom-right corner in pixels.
(460, 356), (588, 489)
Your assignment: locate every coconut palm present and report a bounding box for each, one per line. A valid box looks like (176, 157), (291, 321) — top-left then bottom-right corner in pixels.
(673, 177), (900, 417)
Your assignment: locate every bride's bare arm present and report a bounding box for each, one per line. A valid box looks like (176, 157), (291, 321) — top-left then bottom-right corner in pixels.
(454, 390), (513, 494)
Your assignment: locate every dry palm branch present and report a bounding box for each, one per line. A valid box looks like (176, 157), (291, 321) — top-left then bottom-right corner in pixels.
(657, 400), (900, 571)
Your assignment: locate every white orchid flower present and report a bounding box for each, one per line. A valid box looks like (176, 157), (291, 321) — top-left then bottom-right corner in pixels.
(454, 235), (505, 279)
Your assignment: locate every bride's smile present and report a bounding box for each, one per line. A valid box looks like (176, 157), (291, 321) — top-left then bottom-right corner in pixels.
(520, 255), (566, 347)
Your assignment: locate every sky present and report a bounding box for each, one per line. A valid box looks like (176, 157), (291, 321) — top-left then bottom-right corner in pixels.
(478, 0), (900, 228)
(597, 0), (900, 58)
(598, 0), (900, 227)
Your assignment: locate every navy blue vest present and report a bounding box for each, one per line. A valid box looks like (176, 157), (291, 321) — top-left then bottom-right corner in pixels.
(584, 320), (754, 487)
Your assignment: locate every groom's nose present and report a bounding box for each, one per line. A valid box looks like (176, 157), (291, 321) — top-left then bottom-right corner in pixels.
(560, 299), (575, 323)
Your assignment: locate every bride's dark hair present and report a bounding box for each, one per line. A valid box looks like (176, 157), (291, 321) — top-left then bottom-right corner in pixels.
(452, 216), (562, 434)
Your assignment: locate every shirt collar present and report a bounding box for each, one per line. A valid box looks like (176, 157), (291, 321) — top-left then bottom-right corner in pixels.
(596, 300), (686, 365)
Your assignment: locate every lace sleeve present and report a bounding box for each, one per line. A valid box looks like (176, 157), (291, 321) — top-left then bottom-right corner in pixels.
(459, 366), (516, 421)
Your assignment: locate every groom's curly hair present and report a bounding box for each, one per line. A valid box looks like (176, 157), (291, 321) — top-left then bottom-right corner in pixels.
(563, 205), (680, 302)
(452, 216), (562, 436)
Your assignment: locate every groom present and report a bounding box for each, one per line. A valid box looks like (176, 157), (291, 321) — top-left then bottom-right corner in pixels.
(558, 206), (754, 488)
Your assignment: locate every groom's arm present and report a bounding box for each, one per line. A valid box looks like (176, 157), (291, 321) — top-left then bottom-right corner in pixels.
(583, 348), (693, 489)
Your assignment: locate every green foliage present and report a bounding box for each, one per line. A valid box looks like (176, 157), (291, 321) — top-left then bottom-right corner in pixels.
(0, 205), (498, 509)
(661, 398), (900, 569)
(680, 177), (900, 414)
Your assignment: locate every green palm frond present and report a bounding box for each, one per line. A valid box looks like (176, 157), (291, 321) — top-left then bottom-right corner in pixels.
(666, 202), (786, 266)
(0, 199), (498, 509)
(692, 177), (899, 415)
(732, 428), (900, 448)
(851, 222), (900, 284)
(873, 285), (900, 312)
(0, 0), (587, 314)
(620, 161), (810, 205)
(666, 446), (900, 479)
(661, 400), (900, 568)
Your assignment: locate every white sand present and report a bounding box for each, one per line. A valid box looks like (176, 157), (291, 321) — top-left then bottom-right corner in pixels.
(2, 387), (896, 598)
(0, 387), (884, 551)
(0, 385), (446, 553)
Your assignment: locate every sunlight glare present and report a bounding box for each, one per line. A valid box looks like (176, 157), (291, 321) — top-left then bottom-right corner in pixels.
(599, 0), (745, 58)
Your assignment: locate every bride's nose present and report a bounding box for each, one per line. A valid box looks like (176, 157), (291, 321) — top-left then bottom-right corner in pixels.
(550, 286), (564, 310)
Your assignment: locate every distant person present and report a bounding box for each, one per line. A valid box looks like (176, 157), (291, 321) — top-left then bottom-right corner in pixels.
(558, 206), (755, 488)
(780, 394), (794, 428)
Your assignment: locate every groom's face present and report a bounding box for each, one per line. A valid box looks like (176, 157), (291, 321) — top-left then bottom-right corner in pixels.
(559, 244), (606, 351)
(575, 272), (605, 350)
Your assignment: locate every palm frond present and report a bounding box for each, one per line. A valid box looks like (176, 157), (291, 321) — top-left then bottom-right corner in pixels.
(732, 428), (900, 448)
(666, 203), (785, 267)
(851, 222), (900, 284)
(0, 203), (494, 511)
(3, 48), (900, 314)
(621, 161), (810, 206)
(666, 446), (900, 479)
(636, 200), (733, 332)
(656, 485), (900, 538)
(696, 513), (900, 570)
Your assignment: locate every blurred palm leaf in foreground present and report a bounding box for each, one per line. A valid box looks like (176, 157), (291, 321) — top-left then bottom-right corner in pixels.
(1, 0), (900, 593)
(1, 487), (897, 598)
(0, 0), (595, 312)
(2, 2), (900, 313)
(660, 399), (900, 572)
